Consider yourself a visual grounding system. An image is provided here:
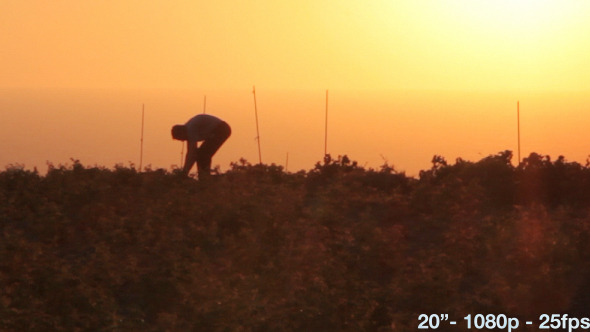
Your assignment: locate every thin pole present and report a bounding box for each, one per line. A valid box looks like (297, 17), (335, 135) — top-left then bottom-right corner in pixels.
(285, 152), (289, 172)
(180, 142), (184, 166)
(517, 101), (521, 164)
(253, 85), (262, 164)
(139, 104), (144, 171)
(203, 95), (207, 114)
(324, 89), (329, 156)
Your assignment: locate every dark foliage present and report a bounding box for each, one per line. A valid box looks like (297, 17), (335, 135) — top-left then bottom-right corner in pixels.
(2, 152), (590, 330)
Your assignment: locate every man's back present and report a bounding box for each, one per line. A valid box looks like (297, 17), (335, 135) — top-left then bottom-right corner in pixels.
(185, 114), (224, 142)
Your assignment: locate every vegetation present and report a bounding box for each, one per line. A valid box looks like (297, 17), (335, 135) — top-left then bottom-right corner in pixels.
(2, 151), (590, 331)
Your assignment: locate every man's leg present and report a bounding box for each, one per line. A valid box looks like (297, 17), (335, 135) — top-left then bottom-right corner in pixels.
(196, 123), (231, 179)
(196, 148), (213, 179)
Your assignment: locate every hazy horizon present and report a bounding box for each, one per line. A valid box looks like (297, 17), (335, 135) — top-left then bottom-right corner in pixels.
(2, 87), (589, 176)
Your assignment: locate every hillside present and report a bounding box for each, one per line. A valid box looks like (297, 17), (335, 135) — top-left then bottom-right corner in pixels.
(2, 151), (590, 331)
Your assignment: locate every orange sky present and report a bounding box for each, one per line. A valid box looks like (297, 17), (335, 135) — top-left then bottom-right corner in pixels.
(2, 1), (590, 174)
(3, 0), (590, 91)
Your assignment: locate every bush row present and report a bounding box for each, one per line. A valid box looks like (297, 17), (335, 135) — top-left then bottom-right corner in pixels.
(1, 152), (590, 330)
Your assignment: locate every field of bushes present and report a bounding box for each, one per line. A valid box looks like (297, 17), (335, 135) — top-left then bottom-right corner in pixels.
(2, 151), (590, 331)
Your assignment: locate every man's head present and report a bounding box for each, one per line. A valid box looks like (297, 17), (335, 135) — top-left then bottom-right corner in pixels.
(171, 125), (188, 141)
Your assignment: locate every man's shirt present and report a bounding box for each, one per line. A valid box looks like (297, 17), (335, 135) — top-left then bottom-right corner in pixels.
(185, 114), (224, 143)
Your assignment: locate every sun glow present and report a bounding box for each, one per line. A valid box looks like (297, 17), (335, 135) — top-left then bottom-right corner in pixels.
(363, 0), (576, 37)
(346, 0), (590, 91)
(451, 0), (576, 38)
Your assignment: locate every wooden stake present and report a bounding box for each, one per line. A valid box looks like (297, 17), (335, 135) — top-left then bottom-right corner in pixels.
(285, 152), (289, 172)
(203, 95), (207, 114)
(253, 85), (262, 164)
(139, 104), (144, 171)
(180, 141), (184, 167)
(324, 89), (329, 157)
(517, 101), (521, 164)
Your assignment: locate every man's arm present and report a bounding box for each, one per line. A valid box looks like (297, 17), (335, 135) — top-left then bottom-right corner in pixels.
(183, 141), (198, 176)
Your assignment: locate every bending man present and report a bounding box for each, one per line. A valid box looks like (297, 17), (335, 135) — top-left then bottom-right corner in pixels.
(171, 114), (231, 179)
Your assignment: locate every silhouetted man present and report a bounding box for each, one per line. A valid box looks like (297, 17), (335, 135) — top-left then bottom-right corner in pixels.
(171, 114), (231, 179)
